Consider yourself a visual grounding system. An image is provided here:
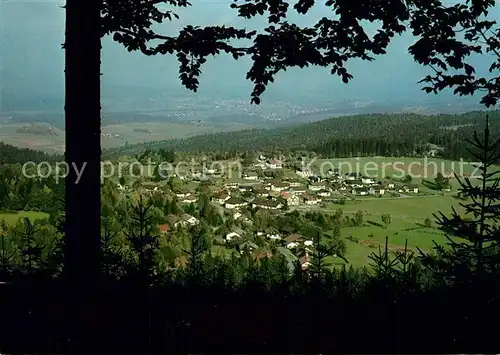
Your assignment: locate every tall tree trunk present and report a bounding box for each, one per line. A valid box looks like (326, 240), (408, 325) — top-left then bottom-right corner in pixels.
(64, 0), (101, 349)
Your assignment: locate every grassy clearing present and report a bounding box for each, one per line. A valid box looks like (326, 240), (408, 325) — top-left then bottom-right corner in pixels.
(325, 195), (467, 267)
(0, 211), (50, 225)
(337, 194), (464, 219)
(0, 123), (65, 154)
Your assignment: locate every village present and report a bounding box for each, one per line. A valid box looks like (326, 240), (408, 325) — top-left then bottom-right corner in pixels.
(114, 154), (443, 270)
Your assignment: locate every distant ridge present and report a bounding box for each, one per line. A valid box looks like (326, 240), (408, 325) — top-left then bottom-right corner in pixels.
(104, 109), (498, 158)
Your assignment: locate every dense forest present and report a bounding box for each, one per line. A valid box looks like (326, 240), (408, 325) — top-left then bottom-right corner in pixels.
(0, 142), (61, 164)
(104, 110), (499, 161)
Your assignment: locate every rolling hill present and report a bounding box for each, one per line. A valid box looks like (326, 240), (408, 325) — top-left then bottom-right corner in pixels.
(104, 110), (498, 159)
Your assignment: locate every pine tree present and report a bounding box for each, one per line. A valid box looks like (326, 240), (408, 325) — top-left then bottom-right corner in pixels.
(19, 218), (43, 276)
(422, 115), (500, 286)
(182, 225), (210, 285)
(125, 195), (160, 286)
(0, 226), (16, 280)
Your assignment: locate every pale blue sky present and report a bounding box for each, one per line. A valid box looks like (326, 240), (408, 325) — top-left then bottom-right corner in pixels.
(0, 0), (497, 109)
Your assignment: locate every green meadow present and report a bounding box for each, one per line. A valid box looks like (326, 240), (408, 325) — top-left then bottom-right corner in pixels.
(0, 211), (50, 225)
(325, 194), (467, 267)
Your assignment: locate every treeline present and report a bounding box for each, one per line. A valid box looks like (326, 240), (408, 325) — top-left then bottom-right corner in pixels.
(104, 110), (499, 161)
(16, 125), (59, 136)
(0, 164), (64, 213)
(0, 142), (62, 164)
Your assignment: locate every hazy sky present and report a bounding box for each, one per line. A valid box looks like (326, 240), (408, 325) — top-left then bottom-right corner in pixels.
(0, 0), (496, 109)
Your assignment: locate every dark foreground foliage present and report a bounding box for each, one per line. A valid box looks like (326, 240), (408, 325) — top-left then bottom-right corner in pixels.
(0, 264), (499, 354)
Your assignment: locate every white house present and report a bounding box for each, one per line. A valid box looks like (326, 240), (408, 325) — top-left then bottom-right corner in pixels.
(239, 185), (254, 193)
(288, 180), (302, 187)
(181, 214), (199, 226)
(285, 233), (303, 249)
(176, 192), (191, 199)
(361, 177), (375, 184)
(286, 194), (300, 206)
(327, 169), (341, 177)
(369, 186), (385, 196)
(303, 194), (321, 205)
(266, 159), (283, 169)
(289, 186), (307, 194)
(244, 172), (259, 181)
(346, 180), (364, 188)
(296, 168), (314, 178)
(182, 195), (197, 203)
(300, 256), (311, 269)
(225, 197), (248, 209)
(352, 188), (369, 196)
(386, 182), (395, 189)
(266, 233), (281, 240)
(203, 168), (216, 175)
(254, 189), (269, 197)
(143, 186), (159, 193)
(317, 189), (331, 197)
(252, 198), (282, 210)
(232, 211), (243, 220)
(408, 185), (420, 193)
(309, 182), (327, 191)
(168, 213), (199, 228)
(225, 232), (241, 242)
(214, 192), (231, 204)
(224, 182), (239, 189)
(345, 173), (359, 181)
(271, 182), (289, 192)
(304, 240), (313, 247)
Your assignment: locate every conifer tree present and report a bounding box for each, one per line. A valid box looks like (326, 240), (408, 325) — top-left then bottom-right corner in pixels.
(19, 218), (43, 276)
(182, 225), (210, 285)
(125, 196), (161, 285)
(0, 224), (16, 280)
(422, 115), (500, 285)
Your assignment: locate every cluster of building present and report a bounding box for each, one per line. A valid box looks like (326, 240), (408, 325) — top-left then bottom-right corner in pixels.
(219, 227), (314, 269)
(120, 155), (424, 227)
(115, 154), (426, 270)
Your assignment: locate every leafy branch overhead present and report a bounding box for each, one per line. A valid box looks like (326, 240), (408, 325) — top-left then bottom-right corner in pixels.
(102, 0), (499, 106)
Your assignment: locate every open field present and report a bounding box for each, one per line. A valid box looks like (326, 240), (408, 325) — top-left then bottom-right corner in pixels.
(0, 123), (65, 154)
(0, 211), (49, 225)
(101, 121), (255, 149)
(324, 194), (467, 267)
(0, 121), (256, 153)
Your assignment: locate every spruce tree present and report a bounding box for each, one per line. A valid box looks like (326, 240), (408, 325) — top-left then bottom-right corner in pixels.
(422, 115), (500, 286)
